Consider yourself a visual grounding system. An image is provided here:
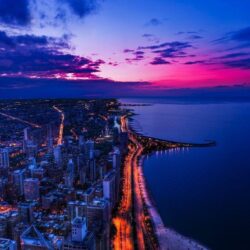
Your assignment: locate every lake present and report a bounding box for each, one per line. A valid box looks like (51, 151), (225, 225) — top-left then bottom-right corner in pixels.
(121, 98), (250, 250)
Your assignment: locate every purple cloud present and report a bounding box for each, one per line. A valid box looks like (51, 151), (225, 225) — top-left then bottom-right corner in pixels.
(141, 41), (193, 59)
(139, 41), (192, 51)
(0, 0), (101, 27)
(188, 35), (203, 40)
(214, 27), (250, 48)
(0, 31), (104, 78)
(59, 0), (100, 18)
(184, 60), (206, 65)
(223, 58), (250, 69)
(230, 27), (250, 42)
(0, 0), (30, 26)
(145, 18), (162, 26)
(123, 49), (134, 53)
(125, 50), (145, 64)
(0, 77), (151, 98)
(150, 57), (171, 65)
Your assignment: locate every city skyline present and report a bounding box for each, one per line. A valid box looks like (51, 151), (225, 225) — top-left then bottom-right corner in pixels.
(0, 0), (250, 97)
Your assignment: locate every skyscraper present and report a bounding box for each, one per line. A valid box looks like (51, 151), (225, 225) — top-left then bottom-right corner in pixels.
(0, 178), (7, 199)
(88, 159), (96, 182)
(20, 225), (52, 249)
(13, 169), (25, 196)
(85, 140), (94, 160)
(86, 198), (110, 249)
(112, 147), (121, 201)
(71, 217), (87, 242)
(23, 178), (40, 201)
(23, 128), (30, 141)
(65, 159), (75, 188)
(0, 238), (17, 250)
(53, 145), (62, 167)
(112, 147), (121, 170)
(67, 201), (87, 222)
(86, 198), (110, 229)
(18, 202), (35, 224)
(46, 124), (54, 153)
(103, 171), (116, 209)
(79, 135), (85, 147)
(0, 149), (9, 169)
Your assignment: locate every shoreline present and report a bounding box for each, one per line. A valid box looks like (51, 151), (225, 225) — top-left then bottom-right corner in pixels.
(128, 120), (210, 250)
(137, 155), (209, 250)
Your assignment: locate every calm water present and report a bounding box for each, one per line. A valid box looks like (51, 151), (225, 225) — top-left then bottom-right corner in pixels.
(121, 98), (250, 250)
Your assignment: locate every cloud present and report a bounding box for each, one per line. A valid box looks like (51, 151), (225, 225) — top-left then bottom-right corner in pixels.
(176, 31), (203, 40)
(134, 51), (144, 56)
(150, 57), (171, 65)
(184, 60), (206, 65)
(0, 0), (101, 27)
(142, 33), (154, 38)
(0, 77), (151, 98)
(2, 77), (249, 99)
(223, 58), (250, 69)
(124, 41), (194, 65)
(139, 41), (192, 51)
(145, 18), (162, 26)
(125, 50), (145, 64)
(0, 31), (104, 78)
(139, 41), (193, 60)
(123, 49), (134, 53)
(177, 31), (199, 35)
(214, 52), (250, 59)
(153, 48), (188, 58)
(142, 33), (159, 43)
(188, 35), (203, 40)
(0, 0), (30, 26)
(230, 27), (250, 42)
(183, 52), (250, 70)
(214, 27), (250, 48)
(59, 0), (99, 18)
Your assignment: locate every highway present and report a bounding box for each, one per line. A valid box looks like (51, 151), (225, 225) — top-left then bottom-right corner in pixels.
(112, 116), (134, 250)
(112, 114), (214, 250)
(112, 116), (158, 250)
(131, 135), (145, 250)
(112, 142), (134, 250)
(0, 112), (41, 128)
(53, 105), (65, 145)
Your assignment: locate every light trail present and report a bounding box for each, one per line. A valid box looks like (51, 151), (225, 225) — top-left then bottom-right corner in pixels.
(130, 133), (159, 250)
(53, 106), (65, 145)
(120, 115), (127, 132)
(0, 112), (41, 128)
(112, 116), (134, 250)
(112, 115), (159, 250)
(121, 115), (147, 249)
(0, 205), (14, 214)
(70, 128), (78, 140)
(99, 114), (108, 121)
(130, 136), (146, 250)
(114, 114), (212, 250)
(112, 143), (134, 250)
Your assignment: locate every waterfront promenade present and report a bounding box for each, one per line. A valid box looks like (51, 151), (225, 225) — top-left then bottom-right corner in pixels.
(112, 115), (213, 250)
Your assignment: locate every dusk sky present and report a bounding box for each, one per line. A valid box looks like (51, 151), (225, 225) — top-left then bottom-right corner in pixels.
(0, 0), (250, 97)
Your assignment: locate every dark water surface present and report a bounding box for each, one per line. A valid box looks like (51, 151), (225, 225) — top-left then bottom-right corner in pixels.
(121, 98), (250, 250)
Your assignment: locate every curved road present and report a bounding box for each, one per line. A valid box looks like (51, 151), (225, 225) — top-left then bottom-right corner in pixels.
(112, 116), (157, 250)
(53, 105), (65, 145)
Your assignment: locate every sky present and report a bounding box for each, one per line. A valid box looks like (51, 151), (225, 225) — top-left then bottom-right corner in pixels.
(0, 0), (250, 97)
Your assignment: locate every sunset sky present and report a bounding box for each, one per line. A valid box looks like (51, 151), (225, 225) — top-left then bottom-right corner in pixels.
(0, 0), (250, 97)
